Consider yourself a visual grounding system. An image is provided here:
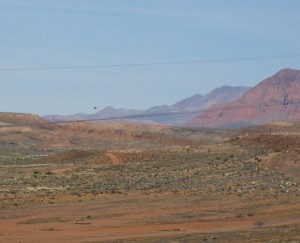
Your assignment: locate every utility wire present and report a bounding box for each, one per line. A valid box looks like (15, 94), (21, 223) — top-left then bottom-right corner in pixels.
(2, 99), (300, 127)
(1, 54), (300, 71)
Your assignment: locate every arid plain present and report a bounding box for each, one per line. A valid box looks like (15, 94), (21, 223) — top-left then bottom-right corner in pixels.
(0, 114), (299, 242)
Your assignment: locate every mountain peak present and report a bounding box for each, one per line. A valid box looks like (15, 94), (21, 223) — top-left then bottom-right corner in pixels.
(273, 68), (300, 83)
(101, 106), (116, 111)
(276, 68), (298, 74)
(188, 68), (300, 128)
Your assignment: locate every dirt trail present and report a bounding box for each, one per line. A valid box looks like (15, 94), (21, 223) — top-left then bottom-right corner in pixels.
(106, 152), (123, 164)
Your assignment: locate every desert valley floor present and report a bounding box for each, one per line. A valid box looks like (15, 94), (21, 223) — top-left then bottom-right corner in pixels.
(0, 115), (299, 242)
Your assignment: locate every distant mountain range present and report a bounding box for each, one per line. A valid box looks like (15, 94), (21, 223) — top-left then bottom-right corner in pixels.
(188, 68), (300, 128)
(44, 85), (250, 125)
(5, 68), (300, 128)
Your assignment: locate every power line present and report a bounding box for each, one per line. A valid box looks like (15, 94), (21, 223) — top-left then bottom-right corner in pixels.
(2, 99), (300, 127)
(1, 54), (300, 72)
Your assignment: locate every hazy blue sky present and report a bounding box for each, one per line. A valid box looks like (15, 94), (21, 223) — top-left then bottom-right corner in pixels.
(1, 0), (300, 115)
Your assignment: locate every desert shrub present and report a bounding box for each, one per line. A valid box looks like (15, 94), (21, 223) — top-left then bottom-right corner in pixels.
(235, 213), (243, 218)
(254, 221), (264, 229)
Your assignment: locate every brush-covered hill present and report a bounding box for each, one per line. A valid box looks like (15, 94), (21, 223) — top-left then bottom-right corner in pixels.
(0, 112), (49, 127)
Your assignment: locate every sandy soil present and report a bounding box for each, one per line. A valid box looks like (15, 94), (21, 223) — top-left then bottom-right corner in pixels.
(1, 192), (299, 242)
